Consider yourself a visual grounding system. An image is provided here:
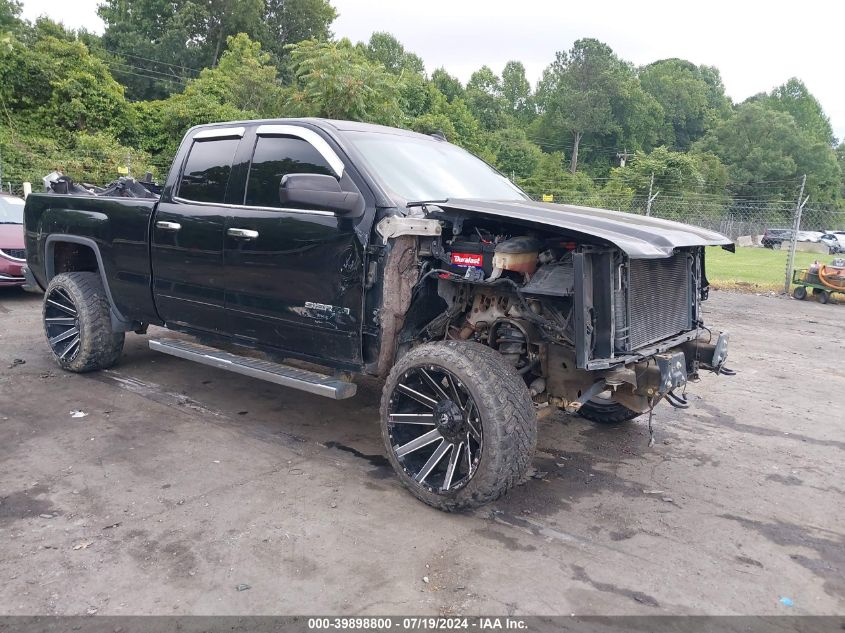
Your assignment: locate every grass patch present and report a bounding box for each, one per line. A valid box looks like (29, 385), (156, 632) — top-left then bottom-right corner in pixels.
(705, 246), (826, 292)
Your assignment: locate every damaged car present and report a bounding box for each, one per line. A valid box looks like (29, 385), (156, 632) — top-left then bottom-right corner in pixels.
(23, 119), (734, 510)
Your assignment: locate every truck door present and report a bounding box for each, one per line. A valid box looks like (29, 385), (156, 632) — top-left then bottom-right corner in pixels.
(151, 127), (243, 335)
(222, 125), (365, 366)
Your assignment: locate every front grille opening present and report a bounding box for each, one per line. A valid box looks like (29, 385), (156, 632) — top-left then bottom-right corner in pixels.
(619, 254), (692, 352)
(0, 248), (25, 260)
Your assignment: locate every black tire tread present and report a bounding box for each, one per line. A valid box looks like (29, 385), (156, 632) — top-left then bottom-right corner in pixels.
(380, 341), (537, 512)
(578, 398), (641, 425)
(43, 272), (124, 373)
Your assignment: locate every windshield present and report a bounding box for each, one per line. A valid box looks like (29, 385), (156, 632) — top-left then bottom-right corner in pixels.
(346, 132), (527, 202)
(0, 196), (24, 224)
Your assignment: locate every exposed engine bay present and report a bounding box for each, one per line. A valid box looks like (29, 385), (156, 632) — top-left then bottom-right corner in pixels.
(378, 210), (732, 418)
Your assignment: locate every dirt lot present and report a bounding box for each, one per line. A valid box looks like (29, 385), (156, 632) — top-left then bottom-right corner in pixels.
(0, 288), (842, 616)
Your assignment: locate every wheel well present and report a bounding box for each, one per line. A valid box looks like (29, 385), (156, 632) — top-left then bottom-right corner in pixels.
(52, 242), (99, 276)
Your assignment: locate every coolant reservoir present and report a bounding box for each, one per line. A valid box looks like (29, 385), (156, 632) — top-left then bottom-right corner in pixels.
(492, 236), (540, 274)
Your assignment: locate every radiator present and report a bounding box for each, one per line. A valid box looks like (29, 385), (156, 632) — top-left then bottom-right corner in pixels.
(620, 254), (692, 351)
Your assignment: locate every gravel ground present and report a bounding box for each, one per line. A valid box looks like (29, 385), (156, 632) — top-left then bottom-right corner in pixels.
(0, 287), (842, 616)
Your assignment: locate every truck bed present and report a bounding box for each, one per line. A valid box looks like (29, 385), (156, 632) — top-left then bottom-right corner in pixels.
(24, 193), (160, 324)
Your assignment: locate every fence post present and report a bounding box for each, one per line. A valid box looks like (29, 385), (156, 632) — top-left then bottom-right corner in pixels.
(645, 173), (659, 216)
(783, 174), (808, 295)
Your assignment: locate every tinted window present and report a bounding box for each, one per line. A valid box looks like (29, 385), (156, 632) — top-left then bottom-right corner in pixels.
(245, 136), (334, 208)
(179, 138), (239, 203)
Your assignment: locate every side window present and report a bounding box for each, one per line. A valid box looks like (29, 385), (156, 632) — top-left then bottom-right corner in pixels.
(245, 135), (334, 208)
(178, 138), (240, 203)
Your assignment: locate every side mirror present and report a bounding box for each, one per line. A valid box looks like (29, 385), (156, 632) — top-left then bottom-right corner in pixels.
(279, 173), (363, 215)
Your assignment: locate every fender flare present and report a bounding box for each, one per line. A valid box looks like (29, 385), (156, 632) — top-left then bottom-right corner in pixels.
(44, 234), (137, 332)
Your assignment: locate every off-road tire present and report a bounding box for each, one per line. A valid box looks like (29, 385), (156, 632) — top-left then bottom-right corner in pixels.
(818, 290), (831, 304)
(578, 397), (641, 425)
(43, 272), (124, 372)
(380, 341), (537, 511)
(792, 286), (807, 300)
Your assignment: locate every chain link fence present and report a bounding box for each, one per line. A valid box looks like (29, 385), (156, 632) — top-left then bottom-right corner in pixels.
(529, 192), (845, 241)
(518, 188), (845, 294)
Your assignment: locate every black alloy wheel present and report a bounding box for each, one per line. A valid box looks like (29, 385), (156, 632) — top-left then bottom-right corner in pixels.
(44, 285), (82, 362)
(386, 365), (483, 494)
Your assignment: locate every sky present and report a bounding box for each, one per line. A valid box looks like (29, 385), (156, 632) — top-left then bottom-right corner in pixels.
(19, 0), (845, 142)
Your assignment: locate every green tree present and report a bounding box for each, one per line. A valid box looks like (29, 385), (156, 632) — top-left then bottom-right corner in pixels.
(500, 60), (532, 117)
(465, 65), (506, 130)
(284, 38), (403, 124)
(410, 92), (489, 157)
(98, 0), (222, 99)
(183, 33), (284, 117)
(399, 73), (439, 118)
(98, 0), (336, 100)
(261, 0), (336, 61)
(611, 76), (664, 157)
(762, 78), (836, 146)
(0, 0), (21, 32)
(128, 34), (280, 163)
(431, 67), (463, 102)
(520, 151), (600, 202)
(695, 101), (841, 202)
(491, 128), (542, 180)
(639, 58), (731, 150)
(537, 39), (644, 173)
(0, 30), (130, 138)
(363, 31), (424, 75)
(0, 20), (153, 185)
(607, 146), (728, 197)
(62, 132), (155, 183)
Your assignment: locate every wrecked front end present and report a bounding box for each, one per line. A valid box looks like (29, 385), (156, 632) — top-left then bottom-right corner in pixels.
(381, 199), (734, 423)
(539, 245), (732, 415)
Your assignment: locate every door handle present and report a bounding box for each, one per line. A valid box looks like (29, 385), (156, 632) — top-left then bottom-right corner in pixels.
(156, 221), (182, 231)
(227, 228), (259, 239)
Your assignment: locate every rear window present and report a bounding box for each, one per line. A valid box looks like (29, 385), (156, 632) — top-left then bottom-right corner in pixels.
(178, 138), (240, 203)
(245, 136), (333, 208)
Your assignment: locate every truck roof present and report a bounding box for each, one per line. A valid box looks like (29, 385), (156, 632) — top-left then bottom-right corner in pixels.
(191, 117), (436, 141)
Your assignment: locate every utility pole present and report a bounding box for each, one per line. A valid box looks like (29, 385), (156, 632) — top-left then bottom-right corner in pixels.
(784, 174), (808, 295)
(616, 149), (633, 168)
(645, 172), (659, 216)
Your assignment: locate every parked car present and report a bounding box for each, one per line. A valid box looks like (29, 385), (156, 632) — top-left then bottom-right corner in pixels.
(762, 228), (791, 248)
(762, 229), (827, 249)
(797, 231), (823, 243)
(23, 119), (734, 511)
(820, 231), (845, 254)
(0, 194), (26, 287)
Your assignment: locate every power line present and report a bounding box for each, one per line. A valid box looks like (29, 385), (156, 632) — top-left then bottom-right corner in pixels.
(103, 63), (188, 87)
(100, 48), (203, 75)
(105, 60), (190, 82)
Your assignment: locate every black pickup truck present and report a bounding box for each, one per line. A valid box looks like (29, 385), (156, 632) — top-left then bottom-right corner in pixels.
(24, 118), (733, 511)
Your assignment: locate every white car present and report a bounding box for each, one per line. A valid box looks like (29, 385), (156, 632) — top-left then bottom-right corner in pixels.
(820, 232), (845, 253)
(797, 231), (823, 243)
